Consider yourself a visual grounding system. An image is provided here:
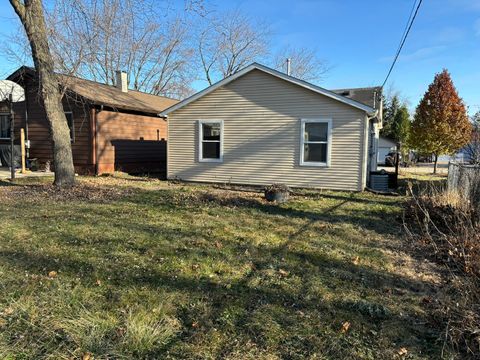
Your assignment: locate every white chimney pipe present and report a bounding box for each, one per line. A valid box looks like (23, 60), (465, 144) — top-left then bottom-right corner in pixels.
(116, 70), (128, 93)
(286, 58), (291, 76)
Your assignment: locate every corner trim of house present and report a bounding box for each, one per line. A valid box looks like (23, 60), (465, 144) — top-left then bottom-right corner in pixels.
(360, 115), (369, 191)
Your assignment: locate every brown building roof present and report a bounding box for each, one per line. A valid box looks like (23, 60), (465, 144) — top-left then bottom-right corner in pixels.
(330, 86), (382, 110)
(7, 66), (179, 114)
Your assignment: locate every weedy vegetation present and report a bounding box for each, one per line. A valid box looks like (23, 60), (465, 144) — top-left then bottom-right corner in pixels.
(404, 178), (480, 358)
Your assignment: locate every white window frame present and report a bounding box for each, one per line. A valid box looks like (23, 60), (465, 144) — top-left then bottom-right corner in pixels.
(0, 113), (11, 140)
(299, 118), (332, 167)
(198, 120), (223, 163)
(64, 111), (75, 143)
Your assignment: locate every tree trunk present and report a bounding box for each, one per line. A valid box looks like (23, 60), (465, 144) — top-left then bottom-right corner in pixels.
(433, 153), (438, 174)
(10, 0), (75, 187)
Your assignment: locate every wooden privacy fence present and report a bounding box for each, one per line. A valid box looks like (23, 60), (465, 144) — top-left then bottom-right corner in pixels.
(111, 139), (166, 177)
(448, 162), (480, 209)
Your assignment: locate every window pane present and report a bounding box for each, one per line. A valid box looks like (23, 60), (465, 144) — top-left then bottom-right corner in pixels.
(304, 122), (327, 142)
(202, 123), (221, 141)
(0, 115), (10, 138)
(304, 143), (327, 163)
(202, 141), (220, 159)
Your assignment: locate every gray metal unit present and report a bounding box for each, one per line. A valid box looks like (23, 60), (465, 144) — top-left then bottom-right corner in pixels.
(370, 174), (389, 192)
(0, 144), (21, 167)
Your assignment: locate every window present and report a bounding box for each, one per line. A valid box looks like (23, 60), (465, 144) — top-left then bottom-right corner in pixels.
(199, 120), (223, 162)
(0, 114), (10, 139)
(300, 119), (332, 166)
(64, 112), (74, 142)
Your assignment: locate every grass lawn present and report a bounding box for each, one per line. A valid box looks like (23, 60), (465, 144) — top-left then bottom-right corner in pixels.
(0, 175), (447, 359)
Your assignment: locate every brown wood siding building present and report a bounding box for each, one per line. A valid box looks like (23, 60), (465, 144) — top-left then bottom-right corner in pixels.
(95, 110), (167, 174)
(5, 66), (176, 175)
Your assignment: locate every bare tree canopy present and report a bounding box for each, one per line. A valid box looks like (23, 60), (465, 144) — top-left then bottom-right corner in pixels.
(465, 111), (480, 164)
(5, 1), (330, 97)
(7, 0), (198, 98)
(271, 46), (329, 83)
(197, 9), (271, 85)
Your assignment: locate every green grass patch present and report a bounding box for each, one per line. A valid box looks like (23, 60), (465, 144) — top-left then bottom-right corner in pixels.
(0, 176), (447, 359)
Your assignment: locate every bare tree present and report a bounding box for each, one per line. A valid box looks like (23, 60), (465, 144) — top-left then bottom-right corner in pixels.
(271, 46), (329, 82)
(9, 0), (75, 187)
(465, 111), (480, 164)
(6, 0), (197, 99)
(197, 10), (270, 85)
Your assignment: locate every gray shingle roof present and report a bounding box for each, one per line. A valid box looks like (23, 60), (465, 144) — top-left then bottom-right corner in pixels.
(331, 87), (382, 110)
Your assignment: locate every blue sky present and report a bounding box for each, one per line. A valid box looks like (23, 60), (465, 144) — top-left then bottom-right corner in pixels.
(213, 0), (480, 113)
(1, 0), (479, 113)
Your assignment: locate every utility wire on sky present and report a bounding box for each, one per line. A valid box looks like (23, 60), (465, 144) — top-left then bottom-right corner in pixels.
(381, 0), (423, 88)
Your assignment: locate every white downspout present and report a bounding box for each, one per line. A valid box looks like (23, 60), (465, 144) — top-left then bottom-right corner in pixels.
(361, 111), (378, 190)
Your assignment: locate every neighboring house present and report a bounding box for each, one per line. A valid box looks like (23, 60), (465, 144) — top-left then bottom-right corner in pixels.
(0, 80), (25, 167)
(378, 136), (397, 165)
(161, 63), (382, 191)
(1, 66), (178, 174)
(438, 151), (470, 164)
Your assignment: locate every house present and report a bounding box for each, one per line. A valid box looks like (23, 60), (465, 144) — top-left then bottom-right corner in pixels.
(161, 63), (382, 191)
(378, 136), (397, 165)
(1, 66), (178, 174)
(0, 80), (25, 167)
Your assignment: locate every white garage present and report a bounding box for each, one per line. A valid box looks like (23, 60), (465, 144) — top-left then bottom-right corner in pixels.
(377, 136), (397, 165)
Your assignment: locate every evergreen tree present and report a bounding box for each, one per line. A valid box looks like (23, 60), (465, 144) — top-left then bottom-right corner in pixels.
(393, 105), (411, 158)
(380, 94), (401, 139)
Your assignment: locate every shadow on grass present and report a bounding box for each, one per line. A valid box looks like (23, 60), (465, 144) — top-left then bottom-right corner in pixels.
(0, 179), (21, 187)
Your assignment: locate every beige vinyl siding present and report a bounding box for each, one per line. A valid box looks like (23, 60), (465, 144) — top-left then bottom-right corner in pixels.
(168, 69), (367, 191)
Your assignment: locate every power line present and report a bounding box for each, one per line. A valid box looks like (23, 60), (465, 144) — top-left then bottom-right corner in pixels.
(381, 0), (423, 88)
(396, 0), (418, 54)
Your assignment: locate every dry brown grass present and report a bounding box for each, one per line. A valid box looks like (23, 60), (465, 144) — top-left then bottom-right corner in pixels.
(404, 184), (480, 357)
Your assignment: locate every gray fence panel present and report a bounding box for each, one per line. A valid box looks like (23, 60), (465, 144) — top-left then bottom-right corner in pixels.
(448, 162), (480, 209)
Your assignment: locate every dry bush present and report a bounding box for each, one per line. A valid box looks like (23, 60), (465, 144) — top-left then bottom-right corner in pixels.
(404, 184), (480, 357)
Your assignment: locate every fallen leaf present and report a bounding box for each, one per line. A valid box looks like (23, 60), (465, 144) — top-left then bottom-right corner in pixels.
(82, 353), (92, 360)
(278, 269), (289, 277)
(422, 296), (432, 304)
(352, 256), (360, 265)
(398, 347), (408, 356)
(116, 327), (126, 337)
(3, 307), (14, 316)
(48, 271), (57, 278)
(340, 321), (351, 333)
(215, 241), (222, 249)
(95, 279), (102, 286)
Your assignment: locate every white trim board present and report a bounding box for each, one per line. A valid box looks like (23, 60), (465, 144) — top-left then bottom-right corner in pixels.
(159, 63), (377, 117)
(198, 119), (224, 163)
